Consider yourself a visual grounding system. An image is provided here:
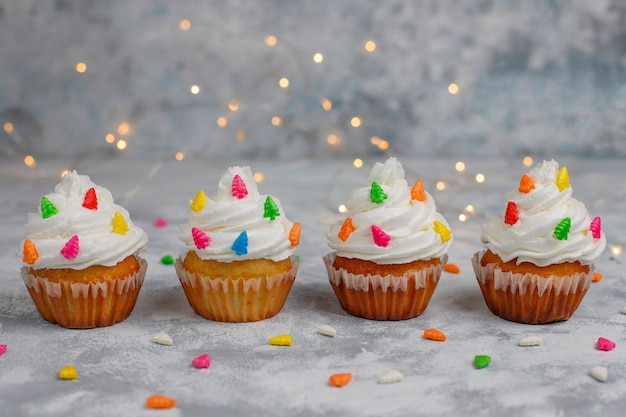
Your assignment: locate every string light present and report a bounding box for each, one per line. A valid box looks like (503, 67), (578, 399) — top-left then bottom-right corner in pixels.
(217, 117), (228, 128)
(271, 116), (282, 126)
(179, 19), (191, 30)
(236, 129), (246, 141)
(364, 40), (377, 52)
(23, 155), (36, 167)
(611, 245), (622, 256)
(327, 134), (341, 146)
(116, 139), (127, 150)
(3, 122), (14, 133)
(278, 77), (290, 88)
(465, 204), (475, 213)
(228, 99), (240, 111)
(436, 181), (446, 190)
(75, 62), (87, 73)
(455, 161), (465, 172)
(448, 83), (459, 94)
(377, 139), (389, 150)
(105, 133), (115, 143)
(313, 53), (324, 63)
(60, 169), (70, 178)
(350, 117), (362, 128)
(321, 99), (332, 111)
(190, 85), (200, 95)
(353, 158), (363, 168)
(117, 122), (131, 136)
(523, 156), (533, 167)
(265, 35), (277, 46)
(475, 173), (486, 183)
(459, 213), (467, 222)
(338, 204), (348, 213)
(253, 172), (265, 183)
(175, 152), (184, 161)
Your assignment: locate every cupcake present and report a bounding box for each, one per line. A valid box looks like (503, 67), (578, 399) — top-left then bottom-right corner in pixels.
(175, 166), (300, 322)
(472, 159), (606, 324)
(324, 158), (452, 320)
(20, 171), (148, 328)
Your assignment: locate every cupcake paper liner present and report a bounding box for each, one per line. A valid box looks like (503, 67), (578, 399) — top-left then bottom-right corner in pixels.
(471, 251), (593, 324)
(175, 256), (298, 322)
(21, 257), (147, 329)
(323, 253), (446, 321)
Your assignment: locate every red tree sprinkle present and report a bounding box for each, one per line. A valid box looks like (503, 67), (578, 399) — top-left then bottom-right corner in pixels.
(371, 225), (391, 247)
(504, 201), (519, 225)
(82, 187), (98, 210)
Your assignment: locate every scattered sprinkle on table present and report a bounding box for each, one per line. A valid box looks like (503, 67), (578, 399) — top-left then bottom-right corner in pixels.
(269, 334), (292, 346)
(316, 325), (337, 337)
(597, 337), (615, 351)
(0, 344), (6, 356)
(443, 263), (460, 274)
(160, 255), (174, 265)
(146, 394), (176, 409)
(423, 328), (446, 341)
(592, 272), (603, 282)
(329, 373), (352, 387)
(58, 365), (78, 380)
(192, 354), (211, 369)
(378, 370), (404, 384)
(474, 355), (491, 369)
(151, 332), (173, 346)
(589, 366), (608, 382)
(154, 218), (168, 227)
(519, 335), (543, 347)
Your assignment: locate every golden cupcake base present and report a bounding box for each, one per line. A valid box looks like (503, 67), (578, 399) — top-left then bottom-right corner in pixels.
(21, 256), (147, 329)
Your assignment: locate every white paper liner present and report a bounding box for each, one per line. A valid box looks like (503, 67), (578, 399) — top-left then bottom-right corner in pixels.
(20, 257), (147, 299)
(323, 253), (447, 293)
(471, 251), (593, 296)
(174, 255), (298, 294)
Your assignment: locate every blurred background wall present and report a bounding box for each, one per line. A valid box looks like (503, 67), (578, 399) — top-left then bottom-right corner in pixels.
(1, 0), (625, 164)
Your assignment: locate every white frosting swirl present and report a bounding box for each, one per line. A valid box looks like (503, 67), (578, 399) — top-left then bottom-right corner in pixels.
(481, 159), (606, 266)
(327, 158), (452, 264)
(179, 166), (296, 262)
(22, 171), (148, 269)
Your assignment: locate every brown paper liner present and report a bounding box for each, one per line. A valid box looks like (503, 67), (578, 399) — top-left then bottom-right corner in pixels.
(21, 257), (147, 329)
(175, 256), (298, 322)
(471, 251), (593, 324)
(323, 253), (446, 321)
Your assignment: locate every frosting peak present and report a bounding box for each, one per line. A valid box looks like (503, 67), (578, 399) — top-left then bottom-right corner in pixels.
(481, 159), (606, 266)
(21, 171), (148, 269)
(179, 166), (298, 262)
(327, 158), (452, 264)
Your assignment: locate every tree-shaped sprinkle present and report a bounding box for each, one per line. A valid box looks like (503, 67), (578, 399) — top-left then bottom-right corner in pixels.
(556, 166), (569, 192)
(190, 190), (206, 212)
(41, 196), (58, 219)
(518, 174), (535, 193)
(504, 202), (519, 225)
(338, 218), (355, 241)
(589, 216), (602, 239)
(231, 174), (248, 199)
(433, 221), (451, 243)
(289, 222), (301, 247)
(554, 217), (571, 240)
(370, 182), (388, 204)
(232, 231), (248, 255)
(23, 239), (39, 265)
(60, 235), (79, 260)
(192, 227), (210, 249)
(82, 187), (98, 210)
(411, 180), (426, 202)
(112, 212), (129, 235)
(371, 225), (391, 247)
(263, 196), (280, 221)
